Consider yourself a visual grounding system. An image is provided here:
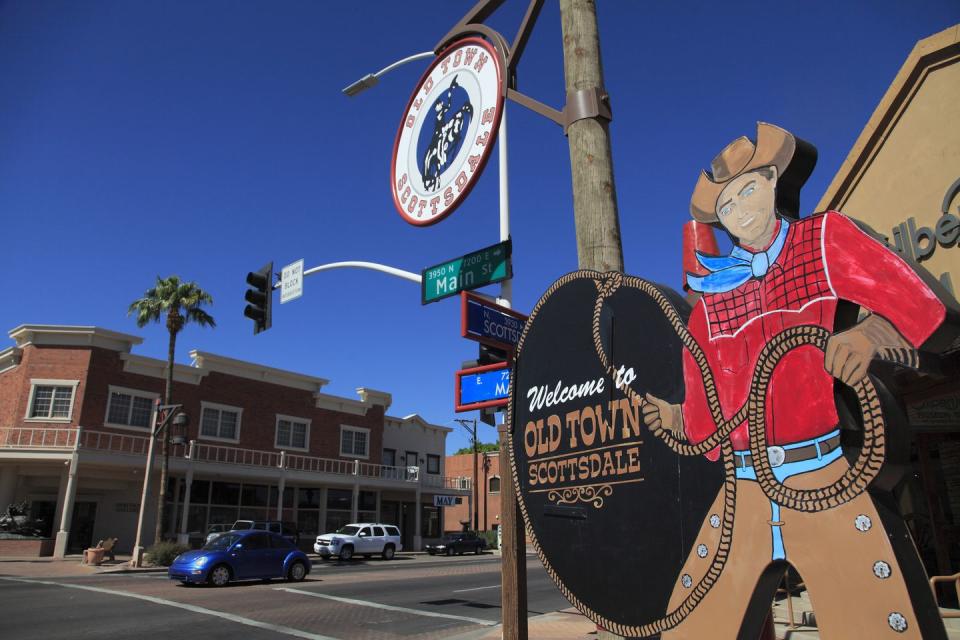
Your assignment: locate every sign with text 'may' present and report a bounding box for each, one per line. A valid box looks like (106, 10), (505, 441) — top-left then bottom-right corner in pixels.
(508, 271), (720, 632)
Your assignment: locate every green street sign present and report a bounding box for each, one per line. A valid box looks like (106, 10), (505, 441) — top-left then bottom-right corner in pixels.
(421, 239), (512, 305)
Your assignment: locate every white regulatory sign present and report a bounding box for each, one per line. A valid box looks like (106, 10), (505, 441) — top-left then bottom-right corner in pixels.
(280, 259), (303, 304)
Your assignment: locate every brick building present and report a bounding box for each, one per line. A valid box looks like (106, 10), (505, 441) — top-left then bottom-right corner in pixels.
(0, 325), (470, 557)
(443, 450), (501, 534)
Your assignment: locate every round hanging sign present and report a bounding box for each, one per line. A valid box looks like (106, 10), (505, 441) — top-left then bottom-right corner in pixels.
(508, 271), (723, 637)
(390, 37), (504, 226)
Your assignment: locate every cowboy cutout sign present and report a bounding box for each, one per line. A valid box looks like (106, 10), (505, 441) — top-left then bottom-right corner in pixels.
(508, 123), (955, 639)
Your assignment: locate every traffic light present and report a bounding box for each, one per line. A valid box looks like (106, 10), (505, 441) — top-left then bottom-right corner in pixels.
(244, 262), (273, 334)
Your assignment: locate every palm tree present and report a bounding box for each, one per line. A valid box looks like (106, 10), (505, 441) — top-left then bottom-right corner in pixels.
(128, 276), (215, 545)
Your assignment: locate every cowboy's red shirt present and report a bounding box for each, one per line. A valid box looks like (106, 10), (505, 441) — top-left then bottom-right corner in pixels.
(681, 211), (945, 460)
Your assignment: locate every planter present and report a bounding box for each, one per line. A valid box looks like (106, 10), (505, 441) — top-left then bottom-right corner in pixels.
(83, 547), (105, 565)
(0, 537), (55, 557)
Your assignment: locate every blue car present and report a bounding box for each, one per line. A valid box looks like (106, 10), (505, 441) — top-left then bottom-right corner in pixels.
(169, 529), (311, 587)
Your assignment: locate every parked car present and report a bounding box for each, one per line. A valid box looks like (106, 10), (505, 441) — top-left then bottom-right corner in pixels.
(169, 529), (311, 587)
(231, 520), (300, 545)
(204, 523), (232, 545)
(314, 523), (402, 561)
(425, 532), (485, 556)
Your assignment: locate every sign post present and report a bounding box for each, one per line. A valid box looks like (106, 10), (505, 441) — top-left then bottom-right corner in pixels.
(422, 239), (512, 304)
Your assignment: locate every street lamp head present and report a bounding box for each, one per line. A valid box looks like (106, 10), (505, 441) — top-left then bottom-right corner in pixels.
(170, 412), (190, 446)
(342, 73), (379, 97)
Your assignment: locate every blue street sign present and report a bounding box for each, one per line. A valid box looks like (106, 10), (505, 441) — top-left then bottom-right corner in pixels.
(456, 363), (511, 412)
(460, 292), (527, 350)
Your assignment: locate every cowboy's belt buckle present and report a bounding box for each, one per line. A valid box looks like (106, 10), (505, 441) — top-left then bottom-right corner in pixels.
(767, 446), (786, 468)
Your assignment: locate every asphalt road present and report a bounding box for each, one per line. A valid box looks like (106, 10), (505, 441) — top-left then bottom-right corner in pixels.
(0, 553), (571, 640)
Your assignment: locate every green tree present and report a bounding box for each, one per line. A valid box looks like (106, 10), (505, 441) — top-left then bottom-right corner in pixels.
(453, 442), (499, 456)
(129, 276), (215, 544)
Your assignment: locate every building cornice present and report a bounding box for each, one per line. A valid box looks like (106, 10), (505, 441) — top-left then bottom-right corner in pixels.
(119, 353), (208, 385)
(189, 350), (329, 393)
(384, 413), (453, 433)
(9, 325), (142, 353)
(0, 347), (22, 374)
(356, 388), (392, 411)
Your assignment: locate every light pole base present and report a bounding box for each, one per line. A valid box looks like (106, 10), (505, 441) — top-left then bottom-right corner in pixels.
(130, 546), (146, 568)
(53, 531), (69, 559)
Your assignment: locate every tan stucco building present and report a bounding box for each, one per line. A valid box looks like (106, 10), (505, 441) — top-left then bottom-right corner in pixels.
(819, 24), (960, 580)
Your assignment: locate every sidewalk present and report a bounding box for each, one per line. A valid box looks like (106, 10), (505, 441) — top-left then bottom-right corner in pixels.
(0, 553), (164, 578)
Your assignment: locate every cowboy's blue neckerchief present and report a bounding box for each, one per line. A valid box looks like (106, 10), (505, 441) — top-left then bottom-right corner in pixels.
(686, 219), (790, 294)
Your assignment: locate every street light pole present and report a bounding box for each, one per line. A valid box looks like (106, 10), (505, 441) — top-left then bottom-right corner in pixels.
(455, 418), (479, 532)
(131, 403), (188, 567)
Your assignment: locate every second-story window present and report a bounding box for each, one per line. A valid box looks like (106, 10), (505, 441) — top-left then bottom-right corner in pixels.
(26, 380), (79, 421)
(275, 415), (309, 451)
(340, 425), (369, 459)
(199, 402), (242, 442)
(489, 476), (501, 494)
(106, 386), (158, 429)
(383, 448), (396, 467)
(427, 454), (440, 474)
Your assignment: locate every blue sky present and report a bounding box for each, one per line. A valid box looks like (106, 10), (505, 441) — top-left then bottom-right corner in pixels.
(2, 1), (958, 455)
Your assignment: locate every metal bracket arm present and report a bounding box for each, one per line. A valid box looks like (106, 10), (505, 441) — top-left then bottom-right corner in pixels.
(563, 88), (612, 133)
(506, 88), (564, 126)
(506, 87), (613, 134)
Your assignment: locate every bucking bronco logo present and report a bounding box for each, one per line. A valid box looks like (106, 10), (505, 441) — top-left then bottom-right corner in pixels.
(419, 76), (473, 192)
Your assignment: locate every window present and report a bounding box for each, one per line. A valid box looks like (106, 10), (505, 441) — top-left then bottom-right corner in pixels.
(382, 448), (396, 467)
(427, 454), (440, 474)
(405, 451), (418, 467)
(244, 533), (270, 550)
(275, 415), (309, 451)
(340, 426), (369, 459)
(489, 476), (501, 494)
(26, 380), (78, 421)
(199, 402), (242, 442)
(373, 526), (385, 536)
(105, 386), (158, 429)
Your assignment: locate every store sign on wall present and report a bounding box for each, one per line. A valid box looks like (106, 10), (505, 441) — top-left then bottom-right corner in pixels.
(881, 177), (959, 261)
(391, 37), (504, 226)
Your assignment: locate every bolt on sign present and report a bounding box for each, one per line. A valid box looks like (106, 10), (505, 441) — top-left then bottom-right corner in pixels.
(391, 37), (504, 226)
(507, 271), (720, 636)
(421, 239), (511, 304)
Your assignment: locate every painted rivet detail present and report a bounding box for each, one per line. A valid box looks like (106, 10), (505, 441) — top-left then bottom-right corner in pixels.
(888, 612), (907, 632)
(873, 561), (891, 579)
(709, 514), (721, 528)
(854, 514), (872, 532)
(681, 574), (692, 588)
(697, 544), (708, 558)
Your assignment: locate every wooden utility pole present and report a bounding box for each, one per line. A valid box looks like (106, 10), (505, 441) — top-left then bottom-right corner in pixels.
(559, 0), (623, 274)
(560, 3), (623, 638)
(499, 426), (528, 639)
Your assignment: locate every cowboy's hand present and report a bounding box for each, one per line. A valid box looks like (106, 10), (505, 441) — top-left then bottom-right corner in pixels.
(825, 314), (910, 386)
(642, 393), (684, 437)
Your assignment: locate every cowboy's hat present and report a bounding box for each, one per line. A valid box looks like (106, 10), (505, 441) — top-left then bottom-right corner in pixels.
(690, 122), (796, 223)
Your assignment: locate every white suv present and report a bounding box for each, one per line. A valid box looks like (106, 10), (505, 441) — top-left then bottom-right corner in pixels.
(314, 523), (402, 561)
